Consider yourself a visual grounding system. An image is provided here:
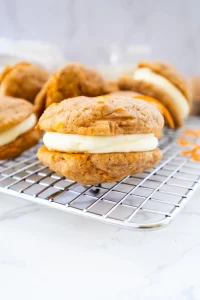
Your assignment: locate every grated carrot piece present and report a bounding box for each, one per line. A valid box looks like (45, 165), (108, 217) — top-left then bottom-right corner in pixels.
(133, 95), (175, 129)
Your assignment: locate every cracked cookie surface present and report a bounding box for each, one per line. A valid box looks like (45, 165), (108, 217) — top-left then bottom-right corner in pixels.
(38, 95), (164, 135)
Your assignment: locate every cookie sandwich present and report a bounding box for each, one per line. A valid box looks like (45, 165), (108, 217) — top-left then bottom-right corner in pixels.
(37, 95), (164, 185)
(118, 61), (191, 128)
(0, 97), (42, 160)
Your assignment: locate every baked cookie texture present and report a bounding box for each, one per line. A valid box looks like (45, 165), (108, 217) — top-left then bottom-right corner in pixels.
(37, 96), (164, 185)
(189, 76), (200, 115)
(38, 96), (163, 136)
(103, 81), (119, 94)
(0, 127), (42, 160)
(38, 146), (162, 186)
(0, 62), (49, 104)
(189, 76), (200, 101)
(0, 96), (42, 160)
(34, 63), (118, 117)
(107, 90), (166, 137)
(118, 61), (191, 128)
(0, 96), (33, 130)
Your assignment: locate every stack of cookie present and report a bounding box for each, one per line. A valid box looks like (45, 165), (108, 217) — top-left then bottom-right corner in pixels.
(0, 59), (191, 185)
(37, 96), (164, 185)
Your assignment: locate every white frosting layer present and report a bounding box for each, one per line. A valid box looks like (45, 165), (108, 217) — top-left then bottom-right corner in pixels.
(43, 133), (158, 153)
(0, 114), (37, 146)
(133, 68), (189, 118)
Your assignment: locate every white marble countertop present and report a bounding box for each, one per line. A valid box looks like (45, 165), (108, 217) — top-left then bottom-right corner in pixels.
(0, 186), (200, 300)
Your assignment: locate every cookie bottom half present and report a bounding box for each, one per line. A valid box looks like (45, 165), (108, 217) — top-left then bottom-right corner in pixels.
(0, 127), (42, 160)
(37, 146), (162, 185)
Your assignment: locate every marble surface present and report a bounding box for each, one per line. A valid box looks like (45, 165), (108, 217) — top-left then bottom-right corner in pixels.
(0, 185), (200, 300)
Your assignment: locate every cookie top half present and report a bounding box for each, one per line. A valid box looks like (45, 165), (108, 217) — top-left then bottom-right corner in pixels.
(0, 97), (33, 131)
(137, 61), (190, 101)
(38, 95), (164, 136)
(0, 61), (49, 103)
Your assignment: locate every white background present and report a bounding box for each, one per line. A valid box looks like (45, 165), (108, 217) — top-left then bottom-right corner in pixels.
(0, 0), (199, 74)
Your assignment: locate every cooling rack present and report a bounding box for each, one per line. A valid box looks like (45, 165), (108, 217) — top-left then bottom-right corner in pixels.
(0, 117), (200, 229)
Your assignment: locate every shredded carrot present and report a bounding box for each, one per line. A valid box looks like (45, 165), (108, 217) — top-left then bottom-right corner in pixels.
(182, 129), (200, 138)
(178, 129), (200, 161)
(181, 146), (200, 161)
(178, 138), (198, 147)
(133, 95), (175, 129)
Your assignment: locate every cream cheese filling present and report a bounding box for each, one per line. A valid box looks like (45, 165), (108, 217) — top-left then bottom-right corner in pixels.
(133, 67), (189, 118)
(43, 132), (158, 153)
(0, 114), (37, 146)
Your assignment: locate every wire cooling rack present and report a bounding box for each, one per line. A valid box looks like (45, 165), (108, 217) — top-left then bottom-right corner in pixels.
(0, 117), (200, 229)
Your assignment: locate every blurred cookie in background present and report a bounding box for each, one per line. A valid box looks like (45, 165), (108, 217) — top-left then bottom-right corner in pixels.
(0, 61), (49, 104)
(189, 76), (200, 115)
(118, 61), (191, 128)
(35, 62), (118, 117)
(108, 90), (174, 132)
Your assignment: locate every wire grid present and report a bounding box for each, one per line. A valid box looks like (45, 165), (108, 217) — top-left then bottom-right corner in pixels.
(0, 117), (200, 229)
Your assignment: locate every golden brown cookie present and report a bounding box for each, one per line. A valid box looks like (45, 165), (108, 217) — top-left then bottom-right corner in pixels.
(38, 146), (162, 185)
(107, 90), (174, 131)
(37, 96), (164, 185)
(34, 63), (114, 117)
(118, 61), (191, 128)
(0, 96), (33, 131)
(188, 76), (200, 115)
(103, 81), (119, 94)
(38, 96), (163, 136)
(0, 96), (42, 160)
(0, 61), (49, 104)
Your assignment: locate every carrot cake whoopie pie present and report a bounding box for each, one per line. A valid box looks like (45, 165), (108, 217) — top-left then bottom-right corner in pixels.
(118, 61), (191, 128)
(0, 61), (49, 104)
(37, 95), (164, 185)
(0, 97), (42, 160)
